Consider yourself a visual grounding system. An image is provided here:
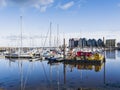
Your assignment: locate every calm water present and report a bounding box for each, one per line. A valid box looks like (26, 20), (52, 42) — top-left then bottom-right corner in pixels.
(0, 50), (120, 90)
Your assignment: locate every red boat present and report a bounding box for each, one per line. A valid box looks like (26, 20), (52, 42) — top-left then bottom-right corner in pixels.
(76, 51), (92, 57)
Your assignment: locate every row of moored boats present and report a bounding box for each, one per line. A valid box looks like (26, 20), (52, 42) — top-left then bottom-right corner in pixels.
(1, 48), (105, 63)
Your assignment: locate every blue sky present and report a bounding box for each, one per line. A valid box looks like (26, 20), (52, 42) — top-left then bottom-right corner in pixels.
(0, 0), (120, 46)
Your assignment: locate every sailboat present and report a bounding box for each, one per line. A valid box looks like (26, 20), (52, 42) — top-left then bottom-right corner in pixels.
(47, 24), (64, 62)
(5, 16), (34, 59)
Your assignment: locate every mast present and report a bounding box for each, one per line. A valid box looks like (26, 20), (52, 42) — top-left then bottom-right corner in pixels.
(49, 22), (52, 48)
(63, 38), (66, 60)
(20, 16), (23, 54)
(20, 16), (23, 89)
(54, 36), (56, 47)
(57, 24), (59, 48)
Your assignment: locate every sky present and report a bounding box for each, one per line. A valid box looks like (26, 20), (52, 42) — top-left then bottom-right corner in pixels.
(0, 0), (120, 47)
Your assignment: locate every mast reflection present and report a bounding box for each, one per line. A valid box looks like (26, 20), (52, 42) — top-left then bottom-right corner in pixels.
(106, 50), (116, 59)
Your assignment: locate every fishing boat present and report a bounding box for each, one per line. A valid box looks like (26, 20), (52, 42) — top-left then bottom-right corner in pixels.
(87, 53), (104, 61)
(76, 51), (92, 60)
(48, 50), (105, 65)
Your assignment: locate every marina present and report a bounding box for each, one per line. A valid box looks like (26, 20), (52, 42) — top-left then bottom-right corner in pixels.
(0, 0), (120, 90)
(0, 50), (120, 90)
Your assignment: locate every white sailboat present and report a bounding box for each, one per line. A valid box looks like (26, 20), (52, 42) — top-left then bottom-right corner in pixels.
(5, 16), (34, 59)
(47, 24), (63, 62)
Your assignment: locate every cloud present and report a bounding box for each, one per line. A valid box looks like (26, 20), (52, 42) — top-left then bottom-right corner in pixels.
(59, 1), (74, 10)
(77, 0), (87, 8)
(0, 0), (87, 12)
(9, 0), (54, 5)
(40, 6), (48, 12)
(0, 0), (54, 12)
(58, 0), (87, 10)
(33, 0), (53, 12)
(0, 0), (6, 7)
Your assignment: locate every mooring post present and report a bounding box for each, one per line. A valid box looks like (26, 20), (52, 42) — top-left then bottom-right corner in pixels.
(103, 37), (106, 62)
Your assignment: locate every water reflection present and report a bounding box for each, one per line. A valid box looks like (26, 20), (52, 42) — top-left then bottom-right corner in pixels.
(0, 52), (120, 90)
(61, 62), (104, 72)
(106, 50), (116, 59)
(103, 61), (120, 89)
(117, 50), (120, 58)
(48, 61), (104, 89)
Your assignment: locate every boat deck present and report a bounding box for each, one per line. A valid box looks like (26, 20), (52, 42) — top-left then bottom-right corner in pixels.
(5, 55), (33, 59)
